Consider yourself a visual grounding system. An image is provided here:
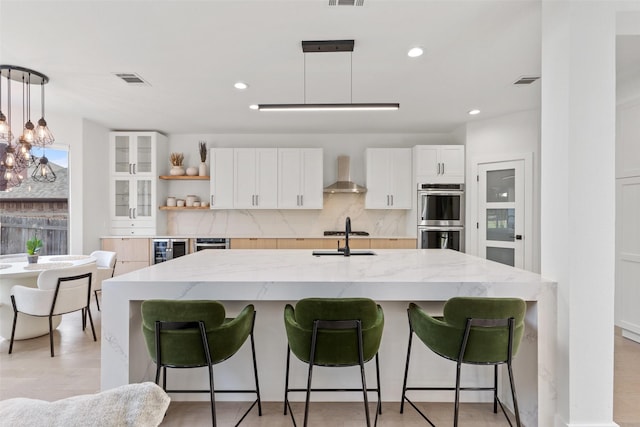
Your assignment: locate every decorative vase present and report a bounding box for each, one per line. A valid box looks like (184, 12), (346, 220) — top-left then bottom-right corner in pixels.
(186, 166), (198, 176)
(27, 254), (39, 264)
(199, 162), (207, 177)
(170, 165), (185, 176)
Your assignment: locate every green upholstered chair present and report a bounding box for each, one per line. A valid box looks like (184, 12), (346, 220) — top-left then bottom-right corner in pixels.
(141, 300), (262, 427)
(283, 298), (384, 427)
(400, 297), (526, 427)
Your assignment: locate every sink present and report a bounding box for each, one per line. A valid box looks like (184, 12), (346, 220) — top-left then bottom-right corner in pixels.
(312, 250), (377, 256)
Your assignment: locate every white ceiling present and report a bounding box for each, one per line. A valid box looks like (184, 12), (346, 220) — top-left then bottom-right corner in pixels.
(0, 0), (544, 135)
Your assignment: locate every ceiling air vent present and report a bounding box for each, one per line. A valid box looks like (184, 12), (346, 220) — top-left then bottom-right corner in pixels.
(113, 73), (150, 86)
(513, 76), (540, 85)
(329, 0), (364, 6)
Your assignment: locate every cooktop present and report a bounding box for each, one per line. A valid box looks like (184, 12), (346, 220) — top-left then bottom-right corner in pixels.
(324, 231), (370, 236)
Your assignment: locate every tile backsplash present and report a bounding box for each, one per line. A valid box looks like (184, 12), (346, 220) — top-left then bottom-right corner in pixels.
(167, 193), (412, 237)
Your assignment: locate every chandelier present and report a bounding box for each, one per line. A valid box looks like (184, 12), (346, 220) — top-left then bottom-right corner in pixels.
(0, 65), (55, 191)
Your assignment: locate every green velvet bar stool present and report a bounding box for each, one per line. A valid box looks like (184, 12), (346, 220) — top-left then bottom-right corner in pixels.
(141, 300), (262, 427)
(400, 297), (526, 427)
(283, 297), (384, 427)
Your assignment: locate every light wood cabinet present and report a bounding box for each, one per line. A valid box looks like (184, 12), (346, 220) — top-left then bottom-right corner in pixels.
(414, 145), (464, 184)
(101, 238), (150, 276)
(230, 238), (278, 249)
(320, 238), (370, 250)
(278, 148), (323, 209)
(234, 148), (278, 209)
(365, 148), (413, 209)
(370, 238), (417, 249)
(277, 238), (327, 249)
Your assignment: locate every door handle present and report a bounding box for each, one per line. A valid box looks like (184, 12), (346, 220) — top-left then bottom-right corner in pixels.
(133, 164), (136, 174)
(255, 194), (259, 206)
(132, 208), (136, 218)
(441, 163), (444, 175)
(300, 194), (303, 206)
(438, 163), (442, 175)
(297, 195), (300, 206)
(386, 195), (390, 206)
(390, 195), (394, 206)
(211, 195), (214, 206)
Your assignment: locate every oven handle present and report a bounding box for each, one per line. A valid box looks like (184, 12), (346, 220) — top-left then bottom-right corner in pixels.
(418, 190), (464, 196)
(418, 226), (464, 231)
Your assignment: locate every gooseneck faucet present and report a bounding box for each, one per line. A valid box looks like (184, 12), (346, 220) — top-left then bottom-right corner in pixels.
(344, 216), (351, 257)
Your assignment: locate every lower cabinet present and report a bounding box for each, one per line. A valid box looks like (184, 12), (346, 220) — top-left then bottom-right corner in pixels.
(370, 238), (417, 249)
(230, 238), (278, 249)
(101, 238), (150, 276)
(277, 238), (327, 249)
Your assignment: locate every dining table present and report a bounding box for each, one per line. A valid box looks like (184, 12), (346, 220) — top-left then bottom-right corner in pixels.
(0, 254), (96, 340)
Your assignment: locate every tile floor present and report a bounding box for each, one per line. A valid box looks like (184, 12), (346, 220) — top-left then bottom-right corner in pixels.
(0, 306), (638, 426)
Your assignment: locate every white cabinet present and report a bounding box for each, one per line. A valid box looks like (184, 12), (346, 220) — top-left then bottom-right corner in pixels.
(414, 145), (465, 184)
(109, 132), (167, 235)
(233, 148), (278, 209)
(209, 148), (234, 209)
(365, 148), (412, 209)
(278, 148), (323, 209)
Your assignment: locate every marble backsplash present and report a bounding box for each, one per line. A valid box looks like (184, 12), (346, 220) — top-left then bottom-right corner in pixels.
(166, 193), (413, 237)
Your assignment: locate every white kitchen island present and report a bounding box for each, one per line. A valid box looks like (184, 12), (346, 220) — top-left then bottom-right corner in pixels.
(101, 249), (556, 426)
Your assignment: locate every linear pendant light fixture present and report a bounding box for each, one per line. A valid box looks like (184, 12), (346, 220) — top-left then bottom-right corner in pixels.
(257, 40), (399, 112)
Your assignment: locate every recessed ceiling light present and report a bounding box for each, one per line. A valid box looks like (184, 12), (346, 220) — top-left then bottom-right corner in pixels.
(468, 109), (481, 115)
(249, 104), (259, 110)
(234, 82), (248, 90)
(407, 47), (423, 58)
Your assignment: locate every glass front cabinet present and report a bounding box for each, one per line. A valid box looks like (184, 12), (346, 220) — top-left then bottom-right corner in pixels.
(109, 132), (168, 235)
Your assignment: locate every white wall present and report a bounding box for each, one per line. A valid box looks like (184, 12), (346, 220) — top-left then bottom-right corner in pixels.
(464, 109), (541, 272)
(81, 119), (110, 253)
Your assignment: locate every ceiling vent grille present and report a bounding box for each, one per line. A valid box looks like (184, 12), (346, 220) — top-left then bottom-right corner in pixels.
(513, 76), (540, 85)
(113, 73), (150, 86)
(329, 0), (364, 6)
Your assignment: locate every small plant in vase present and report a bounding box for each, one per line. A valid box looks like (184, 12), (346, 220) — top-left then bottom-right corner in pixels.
(26, 233), (43, 264)
(170, 152), (185, 176)
(198, 141), (208, 176)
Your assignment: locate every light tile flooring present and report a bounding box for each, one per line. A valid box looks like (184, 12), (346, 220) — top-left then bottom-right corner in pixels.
(0, 307), (638, 426)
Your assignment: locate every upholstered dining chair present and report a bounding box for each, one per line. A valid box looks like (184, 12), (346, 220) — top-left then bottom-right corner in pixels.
(283, 297), (384, 427)
(89, 250), (117, 310)
(9, 262), (98, 357)
(400, 297), (526, 427)
(141, 300), (262, 427)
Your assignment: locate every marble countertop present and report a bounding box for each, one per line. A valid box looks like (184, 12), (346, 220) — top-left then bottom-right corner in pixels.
(106, 249), (553, 301)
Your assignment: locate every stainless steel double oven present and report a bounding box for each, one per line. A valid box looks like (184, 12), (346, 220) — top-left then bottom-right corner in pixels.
(417, 184), (465, 251)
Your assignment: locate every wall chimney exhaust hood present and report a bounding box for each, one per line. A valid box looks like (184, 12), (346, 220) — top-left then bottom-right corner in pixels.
(324, 155), (367, 193)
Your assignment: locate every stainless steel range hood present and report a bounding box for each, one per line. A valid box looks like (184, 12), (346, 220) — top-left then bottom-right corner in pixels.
(323, 155), (367, 193)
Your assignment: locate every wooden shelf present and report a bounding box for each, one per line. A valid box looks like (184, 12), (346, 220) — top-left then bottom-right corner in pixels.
(159, 206), (210, 210)
(159, 175), (209, 180)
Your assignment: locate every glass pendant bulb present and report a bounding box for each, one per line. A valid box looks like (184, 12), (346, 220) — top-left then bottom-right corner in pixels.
(35, 117), (54, 145)
(1, 143), (16, 168)
(17, 137), (32, 166)
(34, 81), (54, 145)
(22, 120), (35, 143)
(32, 155), (56, 183)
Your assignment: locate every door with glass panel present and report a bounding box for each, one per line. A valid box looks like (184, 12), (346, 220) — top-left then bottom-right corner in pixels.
(478, 161), (525, 268)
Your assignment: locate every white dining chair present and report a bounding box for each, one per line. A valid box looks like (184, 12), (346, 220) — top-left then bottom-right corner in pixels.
(8, 262), (98, 357)
(89, 250), (117, 311)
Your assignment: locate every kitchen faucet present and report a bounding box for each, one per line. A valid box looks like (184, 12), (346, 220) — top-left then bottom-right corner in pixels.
(343, 216), (351, 257)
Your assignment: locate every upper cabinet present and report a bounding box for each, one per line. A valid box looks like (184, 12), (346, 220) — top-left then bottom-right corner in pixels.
(110, 133), (157, 176)
(365, 148), (413, 209)
(109, 131), (167, 235)
(278, 148), (323, 209)
(233, 148), (278, 209)
(414, 145), (465, 184)
(210, 148), (234, 209)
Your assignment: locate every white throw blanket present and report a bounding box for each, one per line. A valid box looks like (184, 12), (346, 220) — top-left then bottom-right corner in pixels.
(0, 382), (170, 427)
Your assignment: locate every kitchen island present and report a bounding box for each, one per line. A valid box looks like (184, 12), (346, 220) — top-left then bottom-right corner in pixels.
(101, 249), (556, 426)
